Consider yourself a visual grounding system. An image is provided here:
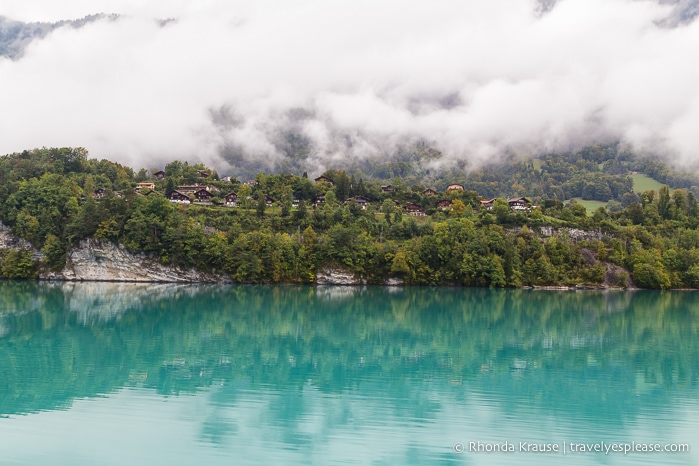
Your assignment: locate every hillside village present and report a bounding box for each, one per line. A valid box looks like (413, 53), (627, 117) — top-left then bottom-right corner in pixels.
(94, 167), (534, 218)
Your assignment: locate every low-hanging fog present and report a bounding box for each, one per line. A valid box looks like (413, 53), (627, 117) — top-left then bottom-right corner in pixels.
(1, 0), (698, 175)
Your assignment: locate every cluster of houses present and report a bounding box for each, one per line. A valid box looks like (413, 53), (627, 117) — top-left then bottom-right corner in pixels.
(310, 177), (531, 216)
(91, 172), (532, 215)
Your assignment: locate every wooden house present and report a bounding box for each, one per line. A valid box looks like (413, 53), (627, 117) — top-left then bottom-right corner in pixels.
(312, 194), (325, 206)
(422, 188), (439, 196)
(265, 196), (275, 206)
(224, 193), (238, 206)
(381, 185), (394, 193)
(197, 170), (210, 178)
(152, 170), (165, 180)
(437, 199), (452, 210)
(346, 195), (370, 210)
(169, 190), (192, 204)
(446, 184), (464, 192)
(405, 203), (426, 216)
(177, 184), (210, 194)
(136, 182), (155, 193)
(92, 188), (106, 199)
(480, 198), (497, 210)
(194, 189), (214, 201)
(507, 197), (531, 211)
(314, 176), (334, 185)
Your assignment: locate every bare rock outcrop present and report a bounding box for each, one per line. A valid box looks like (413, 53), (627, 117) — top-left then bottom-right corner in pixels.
(315, 267), (365, 285)
(52, 239), (231, 283)
(0, 223), (43, 260)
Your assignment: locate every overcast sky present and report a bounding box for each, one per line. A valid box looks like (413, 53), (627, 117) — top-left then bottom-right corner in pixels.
(1, 0), (699, 172)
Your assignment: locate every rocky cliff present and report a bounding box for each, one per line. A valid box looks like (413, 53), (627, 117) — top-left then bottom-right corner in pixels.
(3, 224), (399, 284)
(0, 223), (43, 260)
(2, 223), (230, 283)
(54, 239), (232, 283)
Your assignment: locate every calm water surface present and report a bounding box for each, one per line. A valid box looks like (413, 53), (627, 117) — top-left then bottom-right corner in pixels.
(0, 282), (697, 465)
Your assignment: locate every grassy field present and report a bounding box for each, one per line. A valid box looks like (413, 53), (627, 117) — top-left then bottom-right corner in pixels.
(569, 197), (608, 214)
(563, 174), (666, 214)
(630, 174), (664, 193)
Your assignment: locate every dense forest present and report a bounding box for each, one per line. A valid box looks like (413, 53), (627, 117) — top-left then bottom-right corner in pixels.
(2, 146), (699, 289)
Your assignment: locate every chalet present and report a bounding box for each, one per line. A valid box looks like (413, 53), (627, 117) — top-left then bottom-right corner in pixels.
(292, 198), (301, 208)
(169, 190), (192, 204)
(244, 180), (258, 187)
(405, 203), (426, 216)
(381, 185), (394, 193)
(446, 184), (464, 192)
(314, 176), (334, 186)
(265, 196), (275, 206)
(507, 197), (531, 211)
(136, 182), (155, 193)
(437, 199), (452, 210)
(177, 184), (211, 194)
(346, 195), (370, 210)
(312, 194), (325, 206)
(480, 198), (497, 210)
(197, 170), (210, 178)
(422, 188), (439, 196)
(224, 193), (238, 206)
(220, 176), (234, 183)
(194, 189), (214, 201)
(93, 188), (106, 199)
(153, 170), (165, 180)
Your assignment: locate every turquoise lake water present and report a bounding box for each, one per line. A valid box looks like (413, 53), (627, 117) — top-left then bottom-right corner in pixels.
(0, 282), (697, 465)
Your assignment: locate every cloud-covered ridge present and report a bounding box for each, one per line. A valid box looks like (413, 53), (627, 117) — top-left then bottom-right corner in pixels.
(1, 0), (699, 175)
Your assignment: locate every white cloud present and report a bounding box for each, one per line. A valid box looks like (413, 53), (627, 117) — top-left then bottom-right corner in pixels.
(1, 0), (698, 172)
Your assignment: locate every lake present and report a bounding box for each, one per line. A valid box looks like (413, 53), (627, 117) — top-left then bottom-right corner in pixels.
(0, 282), (697, 465)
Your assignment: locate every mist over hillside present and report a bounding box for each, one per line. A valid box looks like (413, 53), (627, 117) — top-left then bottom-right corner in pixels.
(0, 14), (115, 59)
(2, 0), (699, 175)
(536, 0), (699, 23)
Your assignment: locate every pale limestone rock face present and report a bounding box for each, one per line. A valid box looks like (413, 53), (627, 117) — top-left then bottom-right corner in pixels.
(384, 277), (405, 286)
(59, 239), (231, 283)
(0, 223), (44, 260)
(315, 267), (364, 285)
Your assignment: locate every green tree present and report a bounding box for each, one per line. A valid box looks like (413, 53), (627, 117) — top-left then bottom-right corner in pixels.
(1, 249), (36, 279)
(390, 251), (410, 276)
(658, 185), (671, 219)
(41, 234), (66, 270)
(256, 196), (267, 217)
(450, 199), (466, 217)
(492, 199), (511, 224)
(238, 185), (252, 210)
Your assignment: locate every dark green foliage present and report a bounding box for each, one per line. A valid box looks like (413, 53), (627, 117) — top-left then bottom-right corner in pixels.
(41, 234), (66, 271)
(0, 249), (36, 278)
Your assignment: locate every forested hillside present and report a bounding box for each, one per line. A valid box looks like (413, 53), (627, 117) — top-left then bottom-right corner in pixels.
(2, 146), (699, 289)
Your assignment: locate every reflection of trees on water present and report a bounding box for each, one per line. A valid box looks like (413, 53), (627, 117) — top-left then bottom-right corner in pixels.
(1, 282), (698, 428)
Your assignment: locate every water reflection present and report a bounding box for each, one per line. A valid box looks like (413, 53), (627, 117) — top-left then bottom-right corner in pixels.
(0, 282), (697, 465)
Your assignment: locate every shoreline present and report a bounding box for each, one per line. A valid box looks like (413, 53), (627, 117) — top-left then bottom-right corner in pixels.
(1, 276), (672, 291)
